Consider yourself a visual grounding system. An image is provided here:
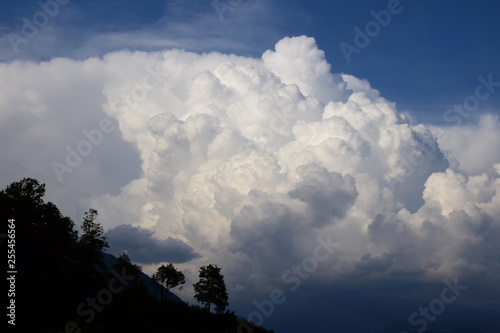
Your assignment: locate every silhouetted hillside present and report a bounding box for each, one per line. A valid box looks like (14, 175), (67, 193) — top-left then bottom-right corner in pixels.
(1, 178), (272, 333)
(101, 253), (184, 303)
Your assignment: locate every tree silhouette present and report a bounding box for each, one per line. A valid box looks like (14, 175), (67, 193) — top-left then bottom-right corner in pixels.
(0, 179), (275, 332)
(0, 178), (83, 330)
(0, 177), (79, 266)
(0, 177), (78, 249)
(193, 264), (229, 313)
(152, 263), (185, 301)
(79, 208), (109, 266)
(116, 252), (142, 274)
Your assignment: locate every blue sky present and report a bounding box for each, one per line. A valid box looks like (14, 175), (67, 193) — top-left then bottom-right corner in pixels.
(1, 1), (500, 333)
(2, 0), (499, 125)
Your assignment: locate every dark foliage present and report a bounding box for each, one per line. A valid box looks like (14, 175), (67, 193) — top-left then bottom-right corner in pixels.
(193, 264), (229, 314)
(152, 263), (185, 301)
(1, 178), (273, 333)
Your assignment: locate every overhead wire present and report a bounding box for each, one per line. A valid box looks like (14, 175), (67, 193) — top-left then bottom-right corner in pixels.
(0, 154), (400, 323)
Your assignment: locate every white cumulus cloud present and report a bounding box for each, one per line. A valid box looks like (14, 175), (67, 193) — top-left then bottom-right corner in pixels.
(1, 36), (499, 323)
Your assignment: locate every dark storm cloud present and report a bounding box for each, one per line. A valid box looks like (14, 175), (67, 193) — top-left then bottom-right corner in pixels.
(355, 252), (395, 275)
(288, 163), (358, 227)
(229, 194), (309, 271)
(106, 224), (200, 264)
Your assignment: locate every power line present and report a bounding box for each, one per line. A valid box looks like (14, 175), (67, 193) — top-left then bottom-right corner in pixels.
(0, 154), (398, 323)
(0, 155), (281, 277)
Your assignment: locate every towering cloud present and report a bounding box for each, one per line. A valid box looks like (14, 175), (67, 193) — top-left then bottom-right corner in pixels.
(1, 36), (498, 329)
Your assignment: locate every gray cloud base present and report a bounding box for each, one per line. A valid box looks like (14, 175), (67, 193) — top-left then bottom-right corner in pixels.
(106, 224), (200, 264)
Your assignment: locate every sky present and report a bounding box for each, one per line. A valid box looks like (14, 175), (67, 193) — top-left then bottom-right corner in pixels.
(1, 1), (500, 332)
